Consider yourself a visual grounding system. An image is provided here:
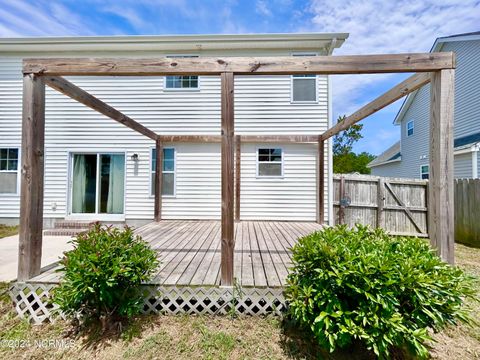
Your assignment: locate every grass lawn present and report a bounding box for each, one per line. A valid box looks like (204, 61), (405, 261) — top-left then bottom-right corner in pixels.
(0, 225), (18, 239)
(0, 243), (478, 360)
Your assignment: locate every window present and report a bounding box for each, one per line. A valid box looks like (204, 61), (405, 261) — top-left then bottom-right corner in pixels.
(257, 148), (283, 177)
(151, 148), (175, 196)
(0, 148), (19, 194)
(420, 164), (429, 179)
(165, 55), (199, 90)
(407, 120), (414, 137)
(291, 53), (317, 102)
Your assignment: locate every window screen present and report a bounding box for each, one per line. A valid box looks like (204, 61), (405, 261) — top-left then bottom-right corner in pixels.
(0, 148), (19, 194)
(257, 148), (283, 177)
(152, 148), (175, 196)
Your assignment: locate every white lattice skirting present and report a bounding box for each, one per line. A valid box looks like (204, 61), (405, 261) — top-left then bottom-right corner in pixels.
(10, 283), (286, 324)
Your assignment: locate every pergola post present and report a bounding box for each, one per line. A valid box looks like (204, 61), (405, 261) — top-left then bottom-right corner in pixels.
(429, 69), (455, 264)
(18, 74), (45, 281)
(154, 137), (163, 222)
(220, 72), (235, 286)
(235, 135), (241, 222)
(317, 137), (325, 224)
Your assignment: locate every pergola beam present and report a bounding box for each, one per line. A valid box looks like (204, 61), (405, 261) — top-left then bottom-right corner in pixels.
(158, 134), (318, 143)
(24, 53), (455, 76)
(322, 72), (431, 140)
(44, 76), (158, 141)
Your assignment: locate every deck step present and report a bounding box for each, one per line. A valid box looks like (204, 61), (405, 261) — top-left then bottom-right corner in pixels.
(53, 220), (96, 229)
(44, 228), (88, 236)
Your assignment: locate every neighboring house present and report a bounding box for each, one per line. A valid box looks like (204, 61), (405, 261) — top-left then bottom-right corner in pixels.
(369, 32), (480, 179)
(0, 33), (348, 227)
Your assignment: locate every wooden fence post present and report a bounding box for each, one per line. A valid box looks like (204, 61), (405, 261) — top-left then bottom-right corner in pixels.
(338, 176), (345, 224)
(220, 72), (235, 286)
(317, 137), (325, 224)
(429, 69), (455, 264)
(18, 74), (45, 281)
(377, 177), (385, 228)
(154, 138), (163, 222)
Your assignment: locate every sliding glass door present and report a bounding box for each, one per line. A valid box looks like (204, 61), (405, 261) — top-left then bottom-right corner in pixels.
(71, 153), (125, 215)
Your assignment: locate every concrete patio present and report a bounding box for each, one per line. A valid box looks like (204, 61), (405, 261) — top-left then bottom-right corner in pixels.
(0, 233), (72, 282)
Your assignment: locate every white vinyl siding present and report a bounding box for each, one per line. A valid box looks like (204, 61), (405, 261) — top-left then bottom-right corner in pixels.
(454, 152), (473, 178)
(0, 50), (329, 222)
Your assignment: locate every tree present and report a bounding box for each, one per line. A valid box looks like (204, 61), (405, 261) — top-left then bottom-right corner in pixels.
(333, 115), (363, 156)
(332, 115), (375, 174)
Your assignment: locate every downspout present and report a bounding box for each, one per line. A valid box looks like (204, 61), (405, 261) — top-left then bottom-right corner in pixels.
(472, 144), (479, 179)
(327, 38), (337, 55)
(327, 38), (337, 225)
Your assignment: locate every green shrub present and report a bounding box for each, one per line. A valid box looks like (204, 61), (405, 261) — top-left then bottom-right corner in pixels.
(285, 225), (475, 358)
(53, 224), (159, 324)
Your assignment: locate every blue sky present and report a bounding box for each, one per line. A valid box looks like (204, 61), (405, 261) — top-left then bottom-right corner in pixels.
(1, 0), (480, 154)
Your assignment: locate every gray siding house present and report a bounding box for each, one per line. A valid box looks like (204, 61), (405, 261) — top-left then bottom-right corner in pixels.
(369, 32), (480, 179)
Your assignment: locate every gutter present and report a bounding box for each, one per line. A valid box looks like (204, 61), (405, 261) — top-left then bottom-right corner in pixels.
(367, 157), (402, 168)
(0, 33), (349, 53)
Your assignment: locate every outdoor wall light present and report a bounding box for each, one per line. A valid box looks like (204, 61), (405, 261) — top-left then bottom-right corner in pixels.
(131, 153), (139, 161)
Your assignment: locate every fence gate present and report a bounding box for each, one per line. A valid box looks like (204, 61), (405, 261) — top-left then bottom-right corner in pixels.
(333, 174), (429, 237)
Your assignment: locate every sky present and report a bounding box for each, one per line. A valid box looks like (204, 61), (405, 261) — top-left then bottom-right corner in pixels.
(1, 0), (479, 154)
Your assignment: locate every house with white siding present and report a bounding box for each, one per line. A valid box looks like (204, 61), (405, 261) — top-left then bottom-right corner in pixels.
(0, 33), (348, 228)
(369, 32), (480, 179)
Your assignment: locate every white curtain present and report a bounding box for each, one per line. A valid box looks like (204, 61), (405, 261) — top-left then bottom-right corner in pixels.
(106, 154), (125, 214)
(71, 155), (86, 213)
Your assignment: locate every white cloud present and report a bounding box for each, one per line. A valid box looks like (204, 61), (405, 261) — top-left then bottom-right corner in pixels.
(255, 0), (272, 17)
(0, 0), (96, 36)
(303, 0), (480, 118)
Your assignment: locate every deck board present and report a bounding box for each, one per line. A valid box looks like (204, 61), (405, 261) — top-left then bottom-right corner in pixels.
(28, 220), (323, 288)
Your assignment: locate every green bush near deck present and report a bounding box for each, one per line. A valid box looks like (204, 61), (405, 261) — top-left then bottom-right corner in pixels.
(285, 225), (475, 359)
(53, 224), (159, 325)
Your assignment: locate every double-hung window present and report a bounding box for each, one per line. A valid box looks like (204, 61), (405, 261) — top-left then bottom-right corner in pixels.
(257, 148), (283, 177)
(165, 55), (199, 90)
(151, 148), (176, 196)
(406, 120), (414, 137)
(0, 148), (19, 194)
(291, 53), (318, 103)
(420, 164), (429, 180)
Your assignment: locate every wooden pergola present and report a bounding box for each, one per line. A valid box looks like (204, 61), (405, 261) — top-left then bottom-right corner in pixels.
(18, 53), (455, 284)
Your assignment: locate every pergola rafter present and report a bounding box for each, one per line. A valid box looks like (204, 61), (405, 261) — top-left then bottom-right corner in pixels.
(18, 52), (456, 284)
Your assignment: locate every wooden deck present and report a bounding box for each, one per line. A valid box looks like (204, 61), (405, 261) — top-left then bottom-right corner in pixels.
(29, 220), (323, 288)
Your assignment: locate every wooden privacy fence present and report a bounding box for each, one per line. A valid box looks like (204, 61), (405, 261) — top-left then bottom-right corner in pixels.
(333, 174), (429, 237)
(455, 179), (480, 247)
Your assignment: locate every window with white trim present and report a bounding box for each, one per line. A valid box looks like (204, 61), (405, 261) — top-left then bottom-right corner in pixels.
(291, 53), (317, 102)
(151, 148), (175, 196)
(165, 55), (199, 89)
(407, 120), (414, 137)
(0, 148), (19, 194)
(257, 148), (283, 177)
(420, 164), (429, 179)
